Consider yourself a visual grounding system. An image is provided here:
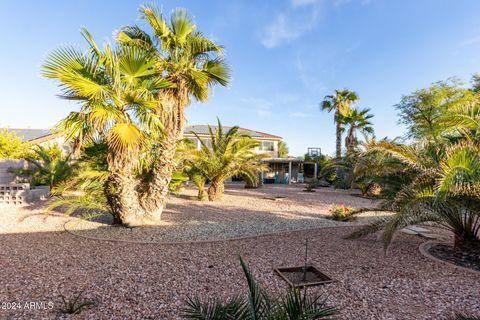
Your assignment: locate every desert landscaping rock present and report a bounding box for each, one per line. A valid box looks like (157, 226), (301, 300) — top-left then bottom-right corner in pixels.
(1, 185), (479, 319)
(66, 184), (390, 243)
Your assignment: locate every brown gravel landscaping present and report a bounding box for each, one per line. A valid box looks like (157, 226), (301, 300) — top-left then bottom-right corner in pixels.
(66, 184), (389, 243)
(1, 185), (479, 319)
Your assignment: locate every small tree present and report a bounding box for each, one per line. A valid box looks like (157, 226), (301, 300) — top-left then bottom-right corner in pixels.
(278, 140), (289, 157)
(187, 120), (267, 201)
(0, 129), (30, 159)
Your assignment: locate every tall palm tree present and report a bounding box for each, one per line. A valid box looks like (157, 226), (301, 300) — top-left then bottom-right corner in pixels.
(116, 5), (230, 215)
(320, 89), (358, 158)
(187, 120), (267, 201)
(339, 107), (374, 155)
(42, 28), (171, 226)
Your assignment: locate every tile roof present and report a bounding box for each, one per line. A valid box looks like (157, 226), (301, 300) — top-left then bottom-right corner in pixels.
(184, 125), (282, 139)
(2, 125), (283, 142)
(2, 128), (53, 142)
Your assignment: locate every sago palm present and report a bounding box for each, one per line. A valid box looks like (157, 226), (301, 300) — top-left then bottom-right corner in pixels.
(15, 144), (74, 194)
(320, 89), (358, 159)
(187, 120), (267, 201)
(42, 27), (171, 226)
(116, 4), (230, 213)
(183, 256), (337, 319)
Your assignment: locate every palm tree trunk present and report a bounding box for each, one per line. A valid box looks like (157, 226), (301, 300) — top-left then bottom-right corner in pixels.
(335, 110), (345, 181)
(141, 88), (187, 218)
(105, 150), (146, 227)
(335, 111), (342, 159)
(207, 178), (225, 201)
(197, 187), (206, 200)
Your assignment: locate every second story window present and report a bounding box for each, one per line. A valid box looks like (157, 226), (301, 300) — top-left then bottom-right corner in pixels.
(259, 141), (274, 151)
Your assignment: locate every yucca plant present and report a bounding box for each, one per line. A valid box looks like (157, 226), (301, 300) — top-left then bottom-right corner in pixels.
(185, 119), (267, 201)
(183, 256), (337, 319)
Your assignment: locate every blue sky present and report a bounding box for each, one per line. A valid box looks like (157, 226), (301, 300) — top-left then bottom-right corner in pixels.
(1, 0), (480, 156)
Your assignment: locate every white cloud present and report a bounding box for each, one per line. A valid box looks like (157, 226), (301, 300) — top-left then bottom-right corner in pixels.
(261, 1), (320, 48)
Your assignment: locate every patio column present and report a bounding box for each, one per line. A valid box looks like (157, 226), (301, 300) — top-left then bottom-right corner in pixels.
(314, 162), (318, 179)
(288, 161), (292, 184)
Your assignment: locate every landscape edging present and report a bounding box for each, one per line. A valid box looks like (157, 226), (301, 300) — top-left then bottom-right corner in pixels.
(418, 241), (480, 275)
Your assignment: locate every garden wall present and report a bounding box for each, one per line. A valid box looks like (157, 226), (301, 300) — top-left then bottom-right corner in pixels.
(0, 159), (28, 184)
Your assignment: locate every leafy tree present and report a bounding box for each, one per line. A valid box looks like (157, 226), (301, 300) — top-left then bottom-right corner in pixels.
(339, 107), (374, 155)
(187, 120), (267, 201)
(116, 5), (230, 216)
(395, 78), (474, 142)
(0, 129), (30, 159)
(320, 89), (358, 159)
(183, 256), (337, 319)
(278, 140), (289, 157)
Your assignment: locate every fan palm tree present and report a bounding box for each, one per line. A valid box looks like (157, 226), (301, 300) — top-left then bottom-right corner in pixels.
(339, 107), (374, 155)
(347, 138), (480, 251)
(187, 120), (267, 201)
(183, 256), (337, 319)
(115, 4), (230, 215)
(320, 89), (358, 159)
(42, 27), (172, 226)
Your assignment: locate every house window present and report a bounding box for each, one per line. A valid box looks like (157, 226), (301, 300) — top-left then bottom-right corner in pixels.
(259, 141), (274, 151)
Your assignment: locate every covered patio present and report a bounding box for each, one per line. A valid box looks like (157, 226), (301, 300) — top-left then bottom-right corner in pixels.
(261, 158), (304, 184)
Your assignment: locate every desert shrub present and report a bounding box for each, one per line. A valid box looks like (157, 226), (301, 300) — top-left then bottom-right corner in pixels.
(329, 204), (357, 221)
(325, 171), (337, 184)
(304, 179), (318, 192)
(333, 179), (350, 190)
(0, 129), (31, 159)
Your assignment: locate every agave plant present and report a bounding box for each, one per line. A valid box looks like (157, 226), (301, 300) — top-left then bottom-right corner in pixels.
(347, 138), (480, 251)
(183, 256), (337, 319)
(186, 119), (267, 201)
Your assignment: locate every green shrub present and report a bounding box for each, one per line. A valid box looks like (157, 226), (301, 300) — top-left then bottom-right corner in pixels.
(329, 204), (357, 221)
(333, 179), (350, 190)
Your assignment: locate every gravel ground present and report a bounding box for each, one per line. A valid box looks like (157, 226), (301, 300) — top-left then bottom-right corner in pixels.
(67, 184), (388, 243)
(1, 186), (479, 319)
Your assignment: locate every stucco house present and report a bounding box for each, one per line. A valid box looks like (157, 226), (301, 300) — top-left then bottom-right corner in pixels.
(3, 126), (305, 184)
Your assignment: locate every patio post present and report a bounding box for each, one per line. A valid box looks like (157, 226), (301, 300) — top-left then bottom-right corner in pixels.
(314, 162), (318, 179)
(288, 161), (292, 184)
